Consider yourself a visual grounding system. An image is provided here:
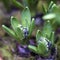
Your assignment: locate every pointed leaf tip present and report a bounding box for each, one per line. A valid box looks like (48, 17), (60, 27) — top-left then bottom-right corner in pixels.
(11, 16), (14, 19)
(26, 6), (28, 9)
(29, 18), (35, 36)
(36, 30), (41, 42)
(2, 25), (17, 40)
(32, 18), (35, 20)
(2, 25), (4, 27)
(21, 6), (31, 27)
(28, 45), (37, 53)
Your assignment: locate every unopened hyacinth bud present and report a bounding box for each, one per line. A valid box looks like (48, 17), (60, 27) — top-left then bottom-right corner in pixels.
(51, 46), (57, 56)
(38, 37), (52, 50)
(18, 25), (29, 38)
(19, 25), (23, 30)
(23, 27), (29, 38)
(47, 41), (52, 49)
(39, 37), (48, 46)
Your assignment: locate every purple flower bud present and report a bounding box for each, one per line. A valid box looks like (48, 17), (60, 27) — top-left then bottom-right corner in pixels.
(29, 39), (35, 46)
(47, 41), (52, 49)
(16, 43), (30, 57)
(33, 13), (44, 26)
(23, 27), (29, 38)
(35, 17), (43, 26)
(51, 46), (56, 56)
(39, 37), (52, 50)
(29, 36), (36, 46)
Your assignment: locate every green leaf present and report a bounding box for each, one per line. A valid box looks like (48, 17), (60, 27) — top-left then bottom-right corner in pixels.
(29, 18), (35, 36)
(16, 27), (24, 40)
(48, 1), (54, 10)
(11, 16), (23, 40)
(47, 1), (54, 13)
(37, 42), (48, 56)
(42, 4), (47, 14)
(28, 45), (37, 53)
(50, 3), (58, 13)
(43, 13), (56, 20)
(52, 5), (60, 24)
(21, 7), (31, 27)
(47, 3), (60, 25)
(50, 32), (55, 44)
(36, 30), (41, 42)
(2, 25), (17, 40)
(11, 16), (20, 31)
(42, 21), (52, 38)
(46, 0), (57, 5)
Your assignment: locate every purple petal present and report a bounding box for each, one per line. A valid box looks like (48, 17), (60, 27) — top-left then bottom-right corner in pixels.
(35, 17), (43, 26)
(33, 13), (44, 26)
(16, 44), (30, 57)
(18, 46), (26, 53)
(29, 39), (35, 45)
(29, 37), (36, 46)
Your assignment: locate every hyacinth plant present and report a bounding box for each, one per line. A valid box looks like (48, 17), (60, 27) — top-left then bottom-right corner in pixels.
(2, 1), (59, 60)
(2, 7), (35, 44)
(43, 1), (60, 25)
